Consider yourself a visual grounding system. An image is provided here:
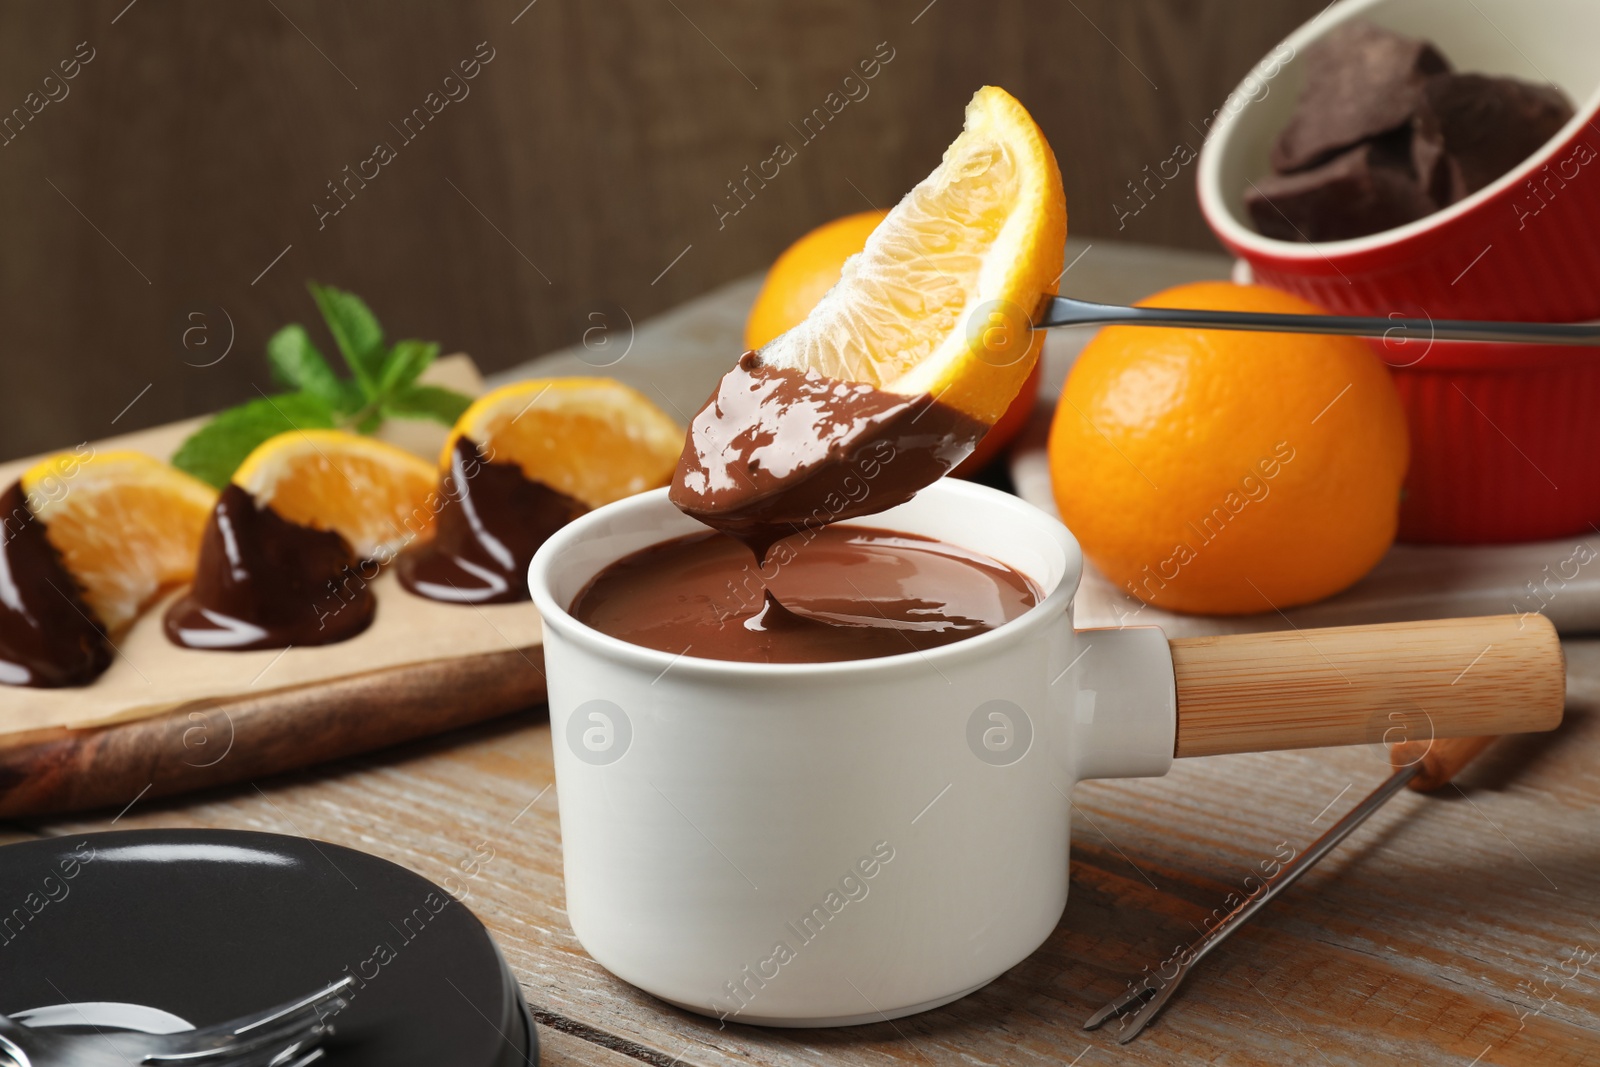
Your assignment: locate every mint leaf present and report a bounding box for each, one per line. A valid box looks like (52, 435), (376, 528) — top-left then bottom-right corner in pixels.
(307, 281), (385, 394)
(266, 324), (344, 406)
(334, 379), (366, 415)
(171, 392), (338, 488)
(177, 284), (470, 487)
(377, 339), (440, 396)
(383, 384), (473, 426)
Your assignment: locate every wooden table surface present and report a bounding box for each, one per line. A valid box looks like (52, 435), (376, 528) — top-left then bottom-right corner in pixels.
(9, 664), (1597, 1066)
(8, 241), (1600, 1065)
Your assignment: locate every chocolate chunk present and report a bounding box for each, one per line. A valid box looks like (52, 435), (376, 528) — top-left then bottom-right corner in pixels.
(1247, 133), (1435, 242)
(1271, 20), (1451, 174)
(1413, 73), (1575, 201)
(1410, 113), (1452, 206)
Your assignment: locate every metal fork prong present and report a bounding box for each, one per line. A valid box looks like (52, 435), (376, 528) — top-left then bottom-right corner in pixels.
(1082, 977), (1157, 1030)
(221, 998), (344, 1048)
(231, 1032), (324, 1067)
(149, 1025), (330, 1067)
(142, 1015), (338, 1064)
(1112, 970), (1189, 1044)
(145, 977), (353, 1057)
(224, 977), (354, 1037)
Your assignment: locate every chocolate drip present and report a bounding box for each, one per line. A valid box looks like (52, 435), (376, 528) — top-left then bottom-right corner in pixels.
(164, 485), (374, 650)
(669, 352), (988, 560)
(398, 437), (586, 605)
(0, 481), (112, 687)
(570, 526), (1038, 664)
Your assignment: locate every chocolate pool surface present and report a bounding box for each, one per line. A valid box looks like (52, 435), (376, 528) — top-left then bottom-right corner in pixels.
(669, 353), (987, 561)
(570, 525), (1039, 664)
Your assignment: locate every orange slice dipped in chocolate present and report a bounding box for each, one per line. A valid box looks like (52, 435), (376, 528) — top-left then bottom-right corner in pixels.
(0, 451), (215, 686)
(166, 431), (435, 651)
(231, 429), (438, 560)
(671, 85), (1067, 558)
(399, 378), (682, 604)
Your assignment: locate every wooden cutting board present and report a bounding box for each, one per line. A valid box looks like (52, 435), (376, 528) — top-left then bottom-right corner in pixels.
(0, 356), (550, 818)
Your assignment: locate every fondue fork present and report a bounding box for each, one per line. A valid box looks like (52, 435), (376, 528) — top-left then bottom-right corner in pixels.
(1037, 295), (1600, 346)
(1083, 735), (1498, 1043)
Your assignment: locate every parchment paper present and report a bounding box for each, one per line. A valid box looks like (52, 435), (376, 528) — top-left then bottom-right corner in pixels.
(0, 356), (552, 735)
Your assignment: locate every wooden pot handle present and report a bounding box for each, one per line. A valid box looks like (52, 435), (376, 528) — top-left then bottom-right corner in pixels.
(1171, 614), (1564, 758)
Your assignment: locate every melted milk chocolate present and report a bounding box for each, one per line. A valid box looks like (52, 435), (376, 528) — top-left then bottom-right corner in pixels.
(399, 438), (586, 604)
(570, 526), (1038, 664)
(165, 485), (374, 650)
(669, 353), (986, 559)
(0, 481), (112, 687)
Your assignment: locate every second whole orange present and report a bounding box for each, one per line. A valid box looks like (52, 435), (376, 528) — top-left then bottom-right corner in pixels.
(1048, 281), (1409, 615)
(744, 210), (888, 353)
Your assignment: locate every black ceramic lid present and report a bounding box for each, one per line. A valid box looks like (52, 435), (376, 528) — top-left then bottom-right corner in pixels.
(0, 829), (536, 1066)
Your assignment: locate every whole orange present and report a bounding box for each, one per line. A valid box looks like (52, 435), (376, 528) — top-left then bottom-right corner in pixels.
(745, 209), (1041, 475)
(745, 210), (889, 352)
(1048, 281), (1408, 614)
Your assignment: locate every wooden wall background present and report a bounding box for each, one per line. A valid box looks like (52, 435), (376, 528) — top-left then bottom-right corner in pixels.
(0, 0), (1325, 460)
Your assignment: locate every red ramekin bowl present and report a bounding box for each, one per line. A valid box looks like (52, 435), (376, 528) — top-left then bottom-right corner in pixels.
(1382, 340), (1600, 543)
(1197, 0), (1600, 543)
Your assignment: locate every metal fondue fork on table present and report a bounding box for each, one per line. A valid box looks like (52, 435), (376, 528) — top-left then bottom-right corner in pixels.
(1031, 295), (1576, 1036)
(1084, 736), (1500, 1043)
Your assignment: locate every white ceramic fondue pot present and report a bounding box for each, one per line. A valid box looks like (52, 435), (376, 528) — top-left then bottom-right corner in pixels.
(528, 481), (1563, 1027)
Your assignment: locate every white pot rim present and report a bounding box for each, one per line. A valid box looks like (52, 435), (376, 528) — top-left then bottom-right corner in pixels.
(528, 480), (1082, 681)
